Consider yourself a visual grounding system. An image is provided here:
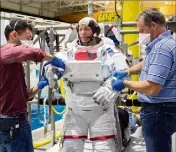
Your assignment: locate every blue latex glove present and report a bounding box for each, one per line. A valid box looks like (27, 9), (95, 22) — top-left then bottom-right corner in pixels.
(111, 79), (125, 92)
(37, 77), (49, 90)
(111, 71), (128, 79)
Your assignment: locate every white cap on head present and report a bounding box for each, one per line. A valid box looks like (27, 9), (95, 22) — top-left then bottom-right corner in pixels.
(78, 17), (97, 26)
(77, 17), (101, 37)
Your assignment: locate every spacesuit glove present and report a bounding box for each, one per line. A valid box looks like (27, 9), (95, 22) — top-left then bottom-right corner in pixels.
(42, 56), (65, 78)
(93, 79), (120, 107)
(41, 60), (64, 80)
(111, 79), (125, 92)
(37, 77), (49, 90)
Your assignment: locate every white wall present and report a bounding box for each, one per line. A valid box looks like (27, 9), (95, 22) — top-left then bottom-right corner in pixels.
(1, 19), (9, 45)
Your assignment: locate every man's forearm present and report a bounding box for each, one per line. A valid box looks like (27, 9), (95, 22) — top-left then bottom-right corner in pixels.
(126, 61), (143, 75)
(1, 45), (47, 64)
(123, 80), (161, 96)
(27, 86), (39, 100)
(1, 44), (54, 64)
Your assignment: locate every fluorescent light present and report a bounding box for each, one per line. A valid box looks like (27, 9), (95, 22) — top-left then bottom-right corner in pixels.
(106, 1), (109, 5)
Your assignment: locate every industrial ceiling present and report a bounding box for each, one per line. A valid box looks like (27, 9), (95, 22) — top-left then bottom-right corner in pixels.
(0, 0), (175, 22)
(0, 0), (107, 20)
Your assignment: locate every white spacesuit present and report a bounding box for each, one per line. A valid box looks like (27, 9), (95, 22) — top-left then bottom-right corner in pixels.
(58, 17), (129, 152)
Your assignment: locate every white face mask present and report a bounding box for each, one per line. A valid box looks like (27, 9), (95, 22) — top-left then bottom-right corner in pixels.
(139, 33), (151, 45)
(21, 40), (33, 47)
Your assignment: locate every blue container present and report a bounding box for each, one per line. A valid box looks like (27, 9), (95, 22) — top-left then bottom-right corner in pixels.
(31, 104), (65, 130)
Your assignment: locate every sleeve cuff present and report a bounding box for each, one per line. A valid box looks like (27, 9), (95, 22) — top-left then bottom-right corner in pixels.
(38, 50), (46, 62)
(146, 75), (165, 85)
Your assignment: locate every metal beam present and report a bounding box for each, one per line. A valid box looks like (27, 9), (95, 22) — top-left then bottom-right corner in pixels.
(20, 1), (23, 11)
(54, 3), (89, 9)
(120, 30), (139, 34)
(94, 3), (105, 8)
(33, 24), (71, 31)
(122, 22), (137, 27)
(88, 0), (93, 17)
(1, 1), (58, 19)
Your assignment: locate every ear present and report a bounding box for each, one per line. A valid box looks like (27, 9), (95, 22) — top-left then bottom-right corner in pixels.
(151, 21), (157, 29)
(10, 31), (17, 39)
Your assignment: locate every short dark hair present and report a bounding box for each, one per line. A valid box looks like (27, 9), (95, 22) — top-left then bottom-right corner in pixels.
(4, 19), (33, 40)
(136, 8), (166, 27)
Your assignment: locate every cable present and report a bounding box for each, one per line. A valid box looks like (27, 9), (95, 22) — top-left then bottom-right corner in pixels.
(105, 0), (122, 37)
(52, 106), (66, 115)
(105, 28), (112, 37)
(114, 0), (121, 21)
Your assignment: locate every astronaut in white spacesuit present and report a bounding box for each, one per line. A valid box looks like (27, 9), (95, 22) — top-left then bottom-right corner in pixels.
(42, 17), (129, 152)
(54, 17), (128, 152)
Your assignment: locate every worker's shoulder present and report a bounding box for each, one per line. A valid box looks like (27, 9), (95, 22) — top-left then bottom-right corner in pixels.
(155, 36), (176, 53)
(0, 43), (17, 50)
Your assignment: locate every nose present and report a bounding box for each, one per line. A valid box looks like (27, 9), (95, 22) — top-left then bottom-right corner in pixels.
(27, 35), (32, 40)
(80, 30), (85, 35)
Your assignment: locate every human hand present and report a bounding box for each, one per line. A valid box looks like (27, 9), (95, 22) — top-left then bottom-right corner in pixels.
(111, 79), (125, 91)
(37, 77), (49, 89)
(42, 57), (65, 80)
(111, 70), (129, 79)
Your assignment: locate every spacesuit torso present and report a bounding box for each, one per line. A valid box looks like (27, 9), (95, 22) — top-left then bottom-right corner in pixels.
(62, 39), (128, 111)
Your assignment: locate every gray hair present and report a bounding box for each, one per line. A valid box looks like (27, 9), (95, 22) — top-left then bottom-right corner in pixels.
(136, 8), (166, 27)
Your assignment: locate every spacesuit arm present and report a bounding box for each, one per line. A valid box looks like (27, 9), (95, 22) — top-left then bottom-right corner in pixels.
(112, 51), (129, 71)
(93, 47), (128, 106)
(110, 50), (129, 92)
(55, 51), (69, 64)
